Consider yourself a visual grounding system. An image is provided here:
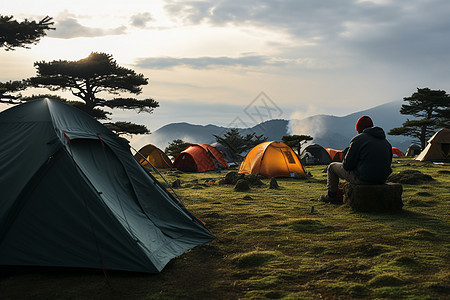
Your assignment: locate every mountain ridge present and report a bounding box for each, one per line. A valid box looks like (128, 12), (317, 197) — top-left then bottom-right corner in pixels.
(134, 100), (414, 152)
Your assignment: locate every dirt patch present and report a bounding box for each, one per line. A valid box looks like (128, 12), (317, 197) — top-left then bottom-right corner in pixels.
(388, 170), (434, 184)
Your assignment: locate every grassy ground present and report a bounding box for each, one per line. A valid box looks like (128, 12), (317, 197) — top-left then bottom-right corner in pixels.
(1, 158), (449, 299)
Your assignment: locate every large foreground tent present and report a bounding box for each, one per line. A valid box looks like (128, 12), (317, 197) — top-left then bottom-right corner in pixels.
(134, 143), (173, 170)
(0, 98), (214, 273)
(238, 141), (306, 178)
(173, 144), (229, 172)
(416, 128), (450, 162)
(300, 144), (332, 165)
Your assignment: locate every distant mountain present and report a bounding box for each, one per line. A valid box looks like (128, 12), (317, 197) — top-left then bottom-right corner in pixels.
(136, 100), (414, 152)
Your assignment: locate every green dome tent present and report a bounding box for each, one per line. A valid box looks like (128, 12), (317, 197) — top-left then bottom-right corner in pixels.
(0, 98), (214, 273)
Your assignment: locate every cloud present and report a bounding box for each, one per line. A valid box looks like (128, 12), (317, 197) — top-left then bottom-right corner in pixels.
(288, 106), (327, 140)
(130, 12), (153, 28)
(135, 54), (283, 69)
(48, 14), (126, 39)
(163, 0), (450, 71)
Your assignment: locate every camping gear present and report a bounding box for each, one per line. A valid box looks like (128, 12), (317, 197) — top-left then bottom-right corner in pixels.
(134, 143), (173, 169)
(173, 144), (229, 172)
(405, 144), (421, 157)
(392, 147), (404, 157)
(301, 144), (332, 165)
(238, 141), (307, 178)
(0, 98), (214, 273)
(325, 148), (344, 162)
(415, 128), (450, 162)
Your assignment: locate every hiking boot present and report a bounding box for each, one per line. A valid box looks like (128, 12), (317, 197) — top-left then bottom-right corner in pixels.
(319, 193), (342, 205)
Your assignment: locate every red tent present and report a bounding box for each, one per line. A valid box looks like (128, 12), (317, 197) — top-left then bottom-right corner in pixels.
(392, 147), (404, 157)
(173, 144), (228, 172)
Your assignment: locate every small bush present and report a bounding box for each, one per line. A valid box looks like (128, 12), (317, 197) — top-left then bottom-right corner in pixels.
(406, 228), (438, 240)
(233, 251), (278, 268)
(369, 273), (404, 287)
(388, 170), (434, 184)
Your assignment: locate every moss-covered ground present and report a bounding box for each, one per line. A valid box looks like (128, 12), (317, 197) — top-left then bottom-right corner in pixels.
(1, 158), (449, 299)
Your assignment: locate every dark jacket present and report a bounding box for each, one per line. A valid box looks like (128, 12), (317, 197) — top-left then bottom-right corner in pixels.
(343, 126), (392, 183)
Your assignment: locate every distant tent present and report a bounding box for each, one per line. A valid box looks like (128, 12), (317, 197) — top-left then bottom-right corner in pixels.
(134, 144), (173, 170)
(238, 141), (306, 178)
(325, 148), (344, 162)
(173, 144), (229, 172)
(0, 98), (214, 273)
(211, 142), (236, 166)
(301, 144), (332, 165)
(416, 128), (450, 162)
(405, 144), (421, 157)
(392, 147), (404, 158)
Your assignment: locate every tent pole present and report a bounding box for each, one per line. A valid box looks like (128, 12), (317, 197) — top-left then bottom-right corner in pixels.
(129, 145), (184, 206)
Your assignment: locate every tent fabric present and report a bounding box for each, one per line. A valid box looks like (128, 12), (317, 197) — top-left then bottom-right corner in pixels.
(325, 148), (344, 162)
(301, 144), (332, 165)
(392, 147), (404, 157)
(211, 142), (236, 166)
(0, 98), (214, 273)
(173, 144), (228, 172)
(198, 144), (229, 169)
(405, 144), (421, 157)
(238, 141), (306, 178)
(134, 144), (173, 170)
(415, 128), (450, 162)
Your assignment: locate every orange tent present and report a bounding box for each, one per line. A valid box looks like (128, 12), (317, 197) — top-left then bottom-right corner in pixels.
(238, 141), (306, 178)
(134, 144), (173, 170)
(392, 147), (404, 157)
(173, 144), (229, 172)
(325, 148), (344, 162)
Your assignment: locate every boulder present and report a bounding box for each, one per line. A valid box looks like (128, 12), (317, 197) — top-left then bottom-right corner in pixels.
(219, 171), (240, 185)
(171, 179), (182, 188)
(343, 183), (403, 213)
(234, 179), (250, 192)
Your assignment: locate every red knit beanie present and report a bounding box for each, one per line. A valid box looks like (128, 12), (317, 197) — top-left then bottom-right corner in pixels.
(355, 115), (373, 133)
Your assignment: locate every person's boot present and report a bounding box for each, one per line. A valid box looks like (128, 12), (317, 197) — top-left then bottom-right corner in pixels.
(319, 191), (340, 204)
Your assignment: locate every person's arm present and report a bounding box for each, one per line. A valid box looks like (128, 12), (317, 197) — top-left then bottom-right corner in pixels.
(343, 138), (360, 171)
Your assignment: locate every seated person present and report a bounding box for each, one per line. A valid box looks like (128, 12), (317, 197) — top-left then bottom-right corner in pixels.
(320, 115), (393, 203)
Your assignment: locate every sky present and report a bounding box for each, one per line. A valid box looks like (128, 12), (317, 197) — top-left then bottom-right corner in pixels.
(2, 0), (450, 137)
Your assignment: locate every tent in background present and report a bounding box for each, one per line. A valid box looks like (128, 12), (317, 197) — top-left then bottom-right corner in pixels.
(134, 144), (173, 170)
(301, 144), (332, 165)
(405, 144), (421, 157)
(211, 142), (236, 166)
(173, 144), (229, 172)
(238, 141), (306, 178)
(325, 148), (344, 162)
(416, 128), (450, 162)
(392, 147), (404, 158)
(0, 98), (214, 273)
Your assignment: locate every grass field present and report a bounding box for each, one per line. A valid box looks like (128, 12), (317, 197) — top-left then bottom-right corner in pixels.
(1, 158), (449, 299)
